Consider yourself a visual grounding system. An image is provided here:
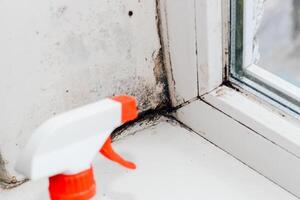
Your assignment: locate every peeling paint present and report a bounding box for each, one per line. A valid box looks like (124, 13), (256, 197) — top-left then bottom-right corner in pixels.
(0, 153), (26, 189)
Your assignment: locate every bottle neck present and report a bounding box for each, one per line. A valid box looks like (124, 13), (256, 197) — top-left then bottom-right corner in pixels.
(49, 167), (96, 200)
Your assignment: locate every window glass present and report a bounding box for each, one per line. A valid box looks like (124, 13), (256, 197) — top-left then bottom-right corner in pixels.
(257, 0), (300, 87)
(230, 0), (300, 115)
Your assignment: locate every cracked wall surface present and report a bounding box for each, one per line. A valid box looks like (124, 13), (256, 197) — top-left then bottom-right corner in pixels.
(0, 0), (169, 187)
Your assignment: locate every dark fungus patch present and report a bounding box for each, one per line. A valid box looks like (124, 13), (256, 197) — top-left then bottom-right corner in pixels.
(153, 48), (171, 109)
(128, 10), (133, 17)
(111, 106), (175, 140)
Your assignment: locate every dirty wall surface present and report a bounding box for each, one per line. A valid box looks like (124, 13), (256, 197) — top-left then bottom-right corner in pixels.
(0, 0), (168, 186)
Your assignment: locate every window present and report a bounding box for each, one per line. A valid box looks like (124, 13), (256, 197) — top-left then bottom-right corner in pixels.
(162, 0), (300, 197)
(230, 0), (300, 115)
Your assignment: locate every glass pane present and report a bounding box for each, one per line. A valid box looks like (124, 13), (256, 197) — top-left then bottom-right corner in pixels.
(256, 0), (300, 87)
(230, 0), (300, 115)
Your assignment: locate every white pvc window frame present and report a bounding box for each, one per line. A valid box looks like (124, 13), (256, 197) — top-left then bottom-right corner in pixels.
(246, 65), (300, 103)
(159, 0), (300, 198)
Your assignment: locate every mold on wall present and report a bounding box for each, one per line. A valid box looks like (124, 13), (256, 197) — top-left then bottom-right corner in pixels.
(0, 0), (169, 187)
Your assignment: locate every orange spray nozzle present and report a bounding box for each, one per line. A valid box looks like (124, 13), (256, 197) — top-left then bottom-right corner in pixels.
(100, 95), (138, 170)
(111, 96), (138, 124)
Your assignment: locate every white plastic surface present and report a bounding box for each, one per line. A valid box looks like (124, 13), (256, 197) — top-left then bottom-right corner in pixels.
(15, 98), (122, 180)
(3, 118), (298, 199)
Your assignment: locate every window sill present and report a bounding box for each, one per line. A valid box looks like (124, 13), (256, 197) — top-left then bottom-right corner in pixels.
(1, 117), (297, 200)
(176, 86), (300, 198)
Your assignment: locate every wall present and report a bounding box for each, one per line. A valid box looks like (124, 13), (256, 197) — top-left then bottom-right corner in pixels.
(0, 0), (168, 187)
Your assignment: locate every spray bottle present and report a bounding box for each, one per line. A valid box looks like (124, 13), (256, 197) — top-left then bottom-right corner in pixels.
(15, 96), (138, 200)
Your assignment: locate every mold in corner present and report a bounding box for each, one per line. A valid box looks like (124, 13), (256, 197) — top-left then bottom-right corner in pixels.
(153, 0), (173, 110)
(155, 0), (178, 106)
(0, 152), (26, 189)
(152, 48), (171, 109)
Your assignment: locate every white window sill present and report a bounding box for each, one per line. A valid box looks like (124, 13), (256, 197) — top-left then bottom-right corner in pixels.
(176, 86), (300, 198)
(0, 117), (297, 200)
(204, 86), (300, 157)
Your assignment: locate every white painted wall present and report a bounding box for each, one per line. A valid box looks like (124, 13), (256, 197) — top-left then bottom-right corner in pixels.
(0, 0), (165, 184)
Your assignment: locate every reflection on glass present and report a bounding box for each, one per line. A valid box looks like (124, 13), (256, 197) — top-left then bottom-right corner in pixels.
(256, 0), (300, 87)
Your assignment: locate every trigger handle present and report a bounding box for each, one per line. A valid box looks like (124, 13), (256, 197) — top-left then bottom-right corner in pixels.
(100, 137), (136, 170)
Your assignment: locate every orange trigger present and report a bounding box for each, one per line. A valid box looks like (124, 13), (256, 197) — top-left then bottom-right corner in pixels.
(100, 137), (136, 170)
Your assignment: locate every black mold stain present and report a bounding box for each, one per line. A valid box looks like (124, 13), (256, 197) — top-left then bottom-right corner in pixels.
(112, 75), (164, 112)
(154, 0), (175, 105)
(52, 6), (68, 18)
(111, 105), (175, 140)
(110, 0), (172, 133)
(58, 6), (67, 15)
(153, 49), (171, 109)
(152, 0), (173, 110)
(128, 10), (133, 17)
